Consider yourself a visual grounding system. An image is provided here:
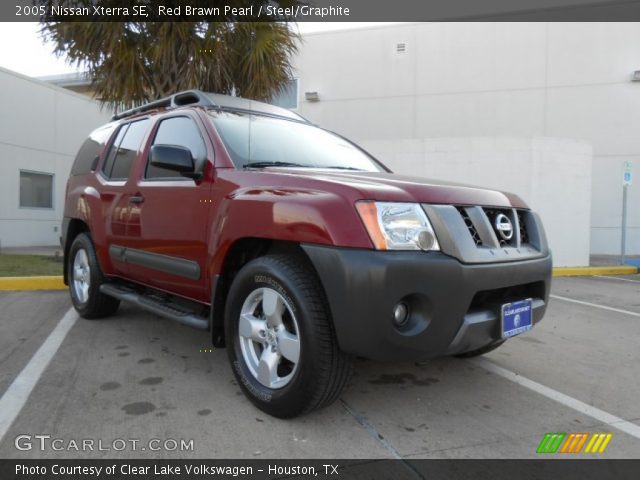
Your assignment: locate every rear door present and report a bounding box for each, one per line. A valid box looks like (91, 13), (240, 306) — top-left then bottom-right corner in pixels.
(122, 112), (214, 302)
(99, 118), (151, 277)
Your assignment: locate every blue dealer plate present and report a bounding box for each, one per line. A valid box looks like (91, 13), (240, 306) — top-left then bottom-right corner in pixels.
(501, 299), (533, 338)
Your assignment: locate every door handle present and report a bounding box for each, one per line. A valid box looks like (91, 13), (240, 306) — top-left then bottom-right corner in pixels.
(129, 195), (145, 204)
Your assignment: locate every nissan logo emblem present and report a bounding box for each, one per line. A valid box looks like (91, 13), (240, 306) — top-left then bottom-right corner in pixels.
(494, 213), (514, 241)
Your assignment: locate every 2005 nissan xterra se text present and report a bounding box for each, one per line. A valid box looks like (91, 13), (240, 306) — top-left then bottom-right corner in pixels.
(62, 90), (552, 418)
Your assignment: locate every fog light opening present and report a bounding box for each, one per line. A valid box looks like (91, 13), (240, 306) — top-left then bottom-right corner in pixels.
(392, 302), (410, 327)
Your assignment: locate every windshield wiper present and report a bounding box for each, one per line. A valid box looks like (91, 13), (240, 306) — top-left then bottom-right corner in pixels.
(243, 161), (308, 169)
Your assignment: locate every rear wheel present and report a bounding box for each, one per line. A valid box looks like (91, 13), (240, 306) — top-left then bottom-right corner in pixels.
(225, 254), (351, 418)
(68, 233), (120, 319)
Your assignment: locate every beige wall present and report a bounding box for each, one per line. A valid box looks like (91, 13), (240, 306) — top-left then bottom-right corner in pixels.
(362, 137), (592, 267)
(0, 66), (111, 247)
(294, 23), (640, 261)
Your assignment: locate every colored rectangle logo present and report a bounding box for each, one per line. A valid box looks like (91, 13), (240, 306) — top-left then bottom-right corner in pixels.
(537, 433), (566, 453)
(537, 433), (612, 454)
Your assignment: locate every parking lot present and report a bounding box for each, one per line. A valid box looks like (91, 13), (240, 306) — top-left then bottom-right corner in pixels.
(0, 275), (639, 459)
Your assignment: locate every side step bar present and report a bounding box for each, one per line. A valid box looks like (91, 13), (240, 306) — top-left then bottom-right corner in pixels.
(100, 283), (209, 330)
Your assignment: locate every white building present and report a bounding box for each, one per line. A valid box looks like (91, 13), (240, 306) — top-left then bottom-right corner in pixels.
(4, 23), (638, 266)
(292, 23), (640, 266)
(0, 66), (110, 248)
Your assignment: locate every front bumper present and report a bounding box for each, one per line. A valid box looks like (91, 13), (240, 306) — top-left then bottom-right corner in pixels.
(302, 245), (552, 361)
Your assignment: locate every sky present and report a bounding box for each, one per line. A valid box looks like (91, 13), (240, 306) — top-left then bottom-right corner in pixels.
(0, 22), (392, 78)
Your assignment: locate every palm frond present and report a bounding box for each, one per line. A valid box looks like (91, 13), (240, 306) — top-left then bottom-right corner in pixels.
(40, 6), (301, 111)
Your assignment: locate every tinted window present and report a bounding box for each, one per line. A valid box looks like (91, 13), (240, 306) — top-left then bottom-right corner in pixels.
(20, 171), (53, 208)
(146, 116), (206, 179)
(209, 112), (384, 172)
(109, 119), (150, 179)
(102, 125), (127, 178)
(71, 124), (116, 176)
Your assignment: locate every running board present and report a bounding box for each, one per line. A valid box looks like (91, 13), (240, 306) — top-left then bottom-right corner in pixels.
(100, 283), (209, 330)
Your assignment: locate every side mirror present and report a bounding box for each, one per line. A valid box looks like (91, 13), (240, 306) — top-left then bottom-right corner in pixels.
(149, 144), (197, 177)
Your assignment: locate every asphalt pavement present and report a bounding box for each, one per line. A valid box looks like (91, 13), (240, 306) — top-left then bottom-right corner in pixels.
(0, 275), (638, 459)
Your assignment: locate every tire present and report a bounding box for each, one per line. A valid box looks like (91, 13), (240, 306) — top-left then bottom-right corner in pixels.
(225, 254), (351, 418)
(67, 233), (120, 319)
(454, 340), (505, 358)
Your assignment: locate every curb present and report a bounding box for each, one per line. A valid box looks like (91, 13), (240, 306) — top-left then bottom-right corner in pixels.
(553, 266), (639, 277)
(0, 266), (637, 291)
(0, 276), (66, 291)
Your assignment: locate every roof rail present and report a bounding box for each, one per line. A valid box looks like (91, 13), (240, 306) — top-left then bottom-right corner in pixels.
(111, 90), (214, 121)
(110, 89), (309, 123)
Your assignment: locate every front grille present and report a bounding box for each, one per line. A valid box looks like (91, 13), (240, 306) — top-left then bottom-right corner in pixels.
(456, 207), (483, 246)
(452, 206), (531, 248)
(422, 203), (544, 264)
(517, 210), (529, 244)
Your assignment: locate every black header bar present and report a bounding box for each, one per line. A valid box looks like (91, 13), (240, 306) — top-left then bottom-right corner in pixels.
(4, 0), (640, 22)
(2, 459), (640, 480)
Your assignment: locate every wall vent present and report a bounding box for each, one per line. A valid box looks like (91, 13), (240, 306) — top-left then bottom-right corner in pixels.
(396, 43), (407, 54)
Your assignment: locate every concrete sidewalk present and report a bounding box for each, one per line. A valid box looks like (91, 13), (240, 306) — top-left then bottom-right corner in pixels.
(590, 254), (640, 267)
(0, 246), (62, 257)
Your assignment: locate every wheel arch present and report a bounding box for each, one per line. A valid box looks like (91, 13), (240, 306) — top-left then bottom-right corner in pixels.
(210, 238), (321, 348)
(62, 218), (90, 285)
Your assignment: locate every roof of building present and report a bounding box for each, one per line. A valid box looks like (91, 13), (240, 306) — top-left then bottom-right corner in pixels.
(36, 71), (91, 88)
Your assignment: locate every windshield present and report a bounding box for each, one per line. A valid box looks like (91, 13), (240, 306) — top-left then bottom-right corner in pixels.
(208, 111), (386, 172)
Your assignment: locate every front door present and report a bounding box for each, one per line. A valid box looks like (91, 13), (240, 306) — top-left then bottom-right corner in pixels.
(123, 112), (214, 302)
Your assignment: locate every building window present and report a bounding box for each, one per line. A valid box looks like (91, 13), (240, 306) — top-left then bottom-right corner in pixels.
(271, 78), (299, 110)
(19, 171), (53, 209)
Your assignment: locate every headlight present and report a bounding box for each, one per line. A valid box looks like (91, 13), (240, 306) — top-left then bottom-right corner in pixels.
(355, 201), (440, 251)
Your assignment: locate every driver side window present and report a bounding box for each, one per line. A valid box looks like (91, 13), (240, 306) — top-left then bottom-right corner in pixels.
(145, 116), (207, 179)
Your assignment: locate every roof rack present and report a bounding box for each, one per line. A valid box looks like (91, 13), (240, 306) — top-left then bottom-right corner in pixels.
(111, 90), (213, 120)
(111, 89), (308, 123)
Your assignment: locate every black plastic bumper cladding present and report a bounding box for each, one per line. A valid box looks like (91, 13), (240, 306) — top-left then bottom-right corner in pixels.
(61, 216), (71, 285)
(301, 245), (552, 361)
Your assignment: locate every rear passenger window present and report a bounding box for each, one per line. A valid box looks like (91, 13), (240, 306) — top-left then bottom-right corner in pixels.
(102, 119), (150, 180)
(145, 116), (206, 179)
(102, 125), (127, 178)
(71, 124), (116, 176)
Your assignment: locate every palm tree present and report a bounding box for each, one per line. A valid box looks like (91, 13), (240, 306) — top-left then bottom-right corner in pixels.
(41, 13), (300, 111)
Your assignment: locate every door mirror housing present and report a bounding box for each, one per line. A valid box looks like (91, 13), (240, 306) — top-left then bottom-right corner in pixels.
(150, 144), (200, 179)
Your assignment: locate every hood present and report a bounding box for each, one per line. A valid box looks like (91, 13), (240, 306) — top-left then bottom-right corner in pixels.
(263, 169), (528, 209)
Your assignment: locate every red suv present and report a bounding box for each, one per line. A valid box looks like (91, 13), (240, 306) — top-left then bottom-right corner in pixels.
(62, 90), (552, 417)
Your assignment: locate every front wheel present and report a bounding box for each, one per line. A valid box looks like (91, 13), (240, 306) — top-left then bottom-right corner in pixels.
(225, 254), (351, 418)
(67, 233), (120, 319)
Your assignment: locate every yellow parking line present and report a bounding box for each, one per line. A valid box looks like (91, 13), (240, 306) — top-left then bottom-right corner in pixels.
(0, 276), (66, 291)
(553, 266), (638, 277)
